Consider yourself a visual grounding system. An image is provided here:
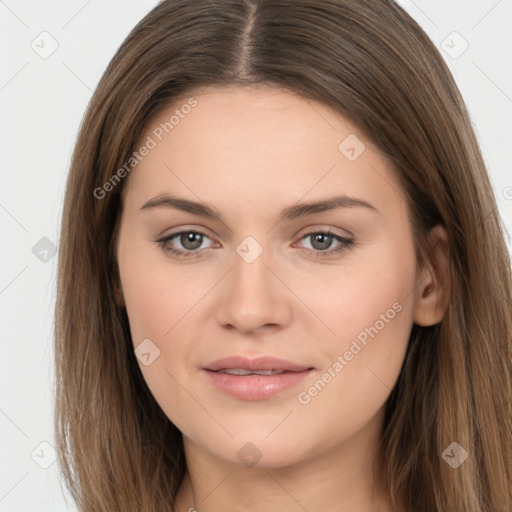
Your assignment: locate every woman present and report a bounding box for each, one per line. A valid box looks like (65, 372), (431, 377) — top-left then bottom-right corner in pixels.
(54, 1), (512, 511)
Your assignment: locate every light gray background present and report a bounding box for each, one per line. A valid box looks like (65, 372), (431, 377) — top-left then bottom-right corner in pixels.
(1, 1), (511, 510)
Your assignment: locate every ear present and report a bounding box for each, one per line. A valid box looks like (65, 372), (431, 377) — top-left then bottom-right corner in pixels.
(413, 224), (451, 326)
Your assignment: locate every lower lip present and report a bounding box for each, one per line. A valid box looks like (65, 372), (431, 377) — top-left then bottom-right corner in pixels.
(203, 369), (314, 401)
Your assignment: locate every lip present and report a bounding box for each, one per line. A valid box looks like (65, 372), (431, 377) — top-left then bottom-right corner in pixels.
(204, 355), (313, 372)
(203, 355), (314, 401)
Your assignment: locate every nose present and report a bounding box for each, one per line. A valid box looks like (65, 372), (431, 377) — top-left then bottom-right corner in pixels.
(214, 243), (292, 335)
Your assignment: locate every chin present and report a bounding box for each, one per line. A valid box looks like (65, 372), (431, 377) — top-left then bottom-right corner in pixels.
(192, 431), (316, 470)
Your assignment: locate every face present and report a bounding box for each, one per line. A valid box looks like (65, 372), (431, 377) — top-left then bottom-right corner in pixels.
(116, 85), (427, 468)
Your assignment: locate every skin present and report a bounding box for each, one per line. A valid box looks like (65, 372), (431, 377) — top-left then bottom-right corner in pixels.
(115, 85), (449, 512)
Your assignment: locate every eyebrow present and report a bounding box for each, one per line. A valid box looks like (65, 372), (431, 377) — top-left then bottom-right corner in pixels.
(140, 194), (379, 221)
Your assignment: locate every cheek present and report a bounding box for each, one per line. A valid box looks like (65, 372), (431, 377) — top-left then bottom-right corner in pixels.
(295, 303), (412, 454)
(118, 232), (202, 345)
(118, 250), (207, 432)
(298, 238), (417, 353)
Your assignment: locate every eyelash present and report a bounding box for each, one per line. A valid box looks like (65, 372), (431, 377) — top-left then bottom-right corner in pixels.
(155, 228), (355, 259)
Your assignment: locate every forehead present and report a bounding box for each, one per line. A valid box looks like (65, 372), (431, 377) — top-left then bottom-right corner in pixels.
(121, 85), (404, 222)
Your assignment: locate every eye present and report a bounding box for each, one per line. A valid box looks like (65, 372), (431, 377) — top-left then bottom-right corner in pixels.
(155, 229), (215, 258)
(294, 229), (355, 257)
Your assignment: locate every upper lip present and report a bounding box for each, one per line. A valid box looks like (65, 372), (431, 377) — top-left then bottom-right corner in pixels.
(204, 355), (313, 372)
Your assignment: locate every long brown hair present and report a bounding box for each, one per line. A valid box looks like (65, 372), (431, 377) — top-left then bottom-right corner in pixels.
(54, 1), (512, 510)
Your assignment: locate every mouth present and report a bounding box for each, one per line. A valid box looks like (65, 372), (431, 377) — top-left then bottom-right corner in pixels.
(203, 355), (314, 400)
(204, 355), (313, 373)
(213, 368), (292, 375)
